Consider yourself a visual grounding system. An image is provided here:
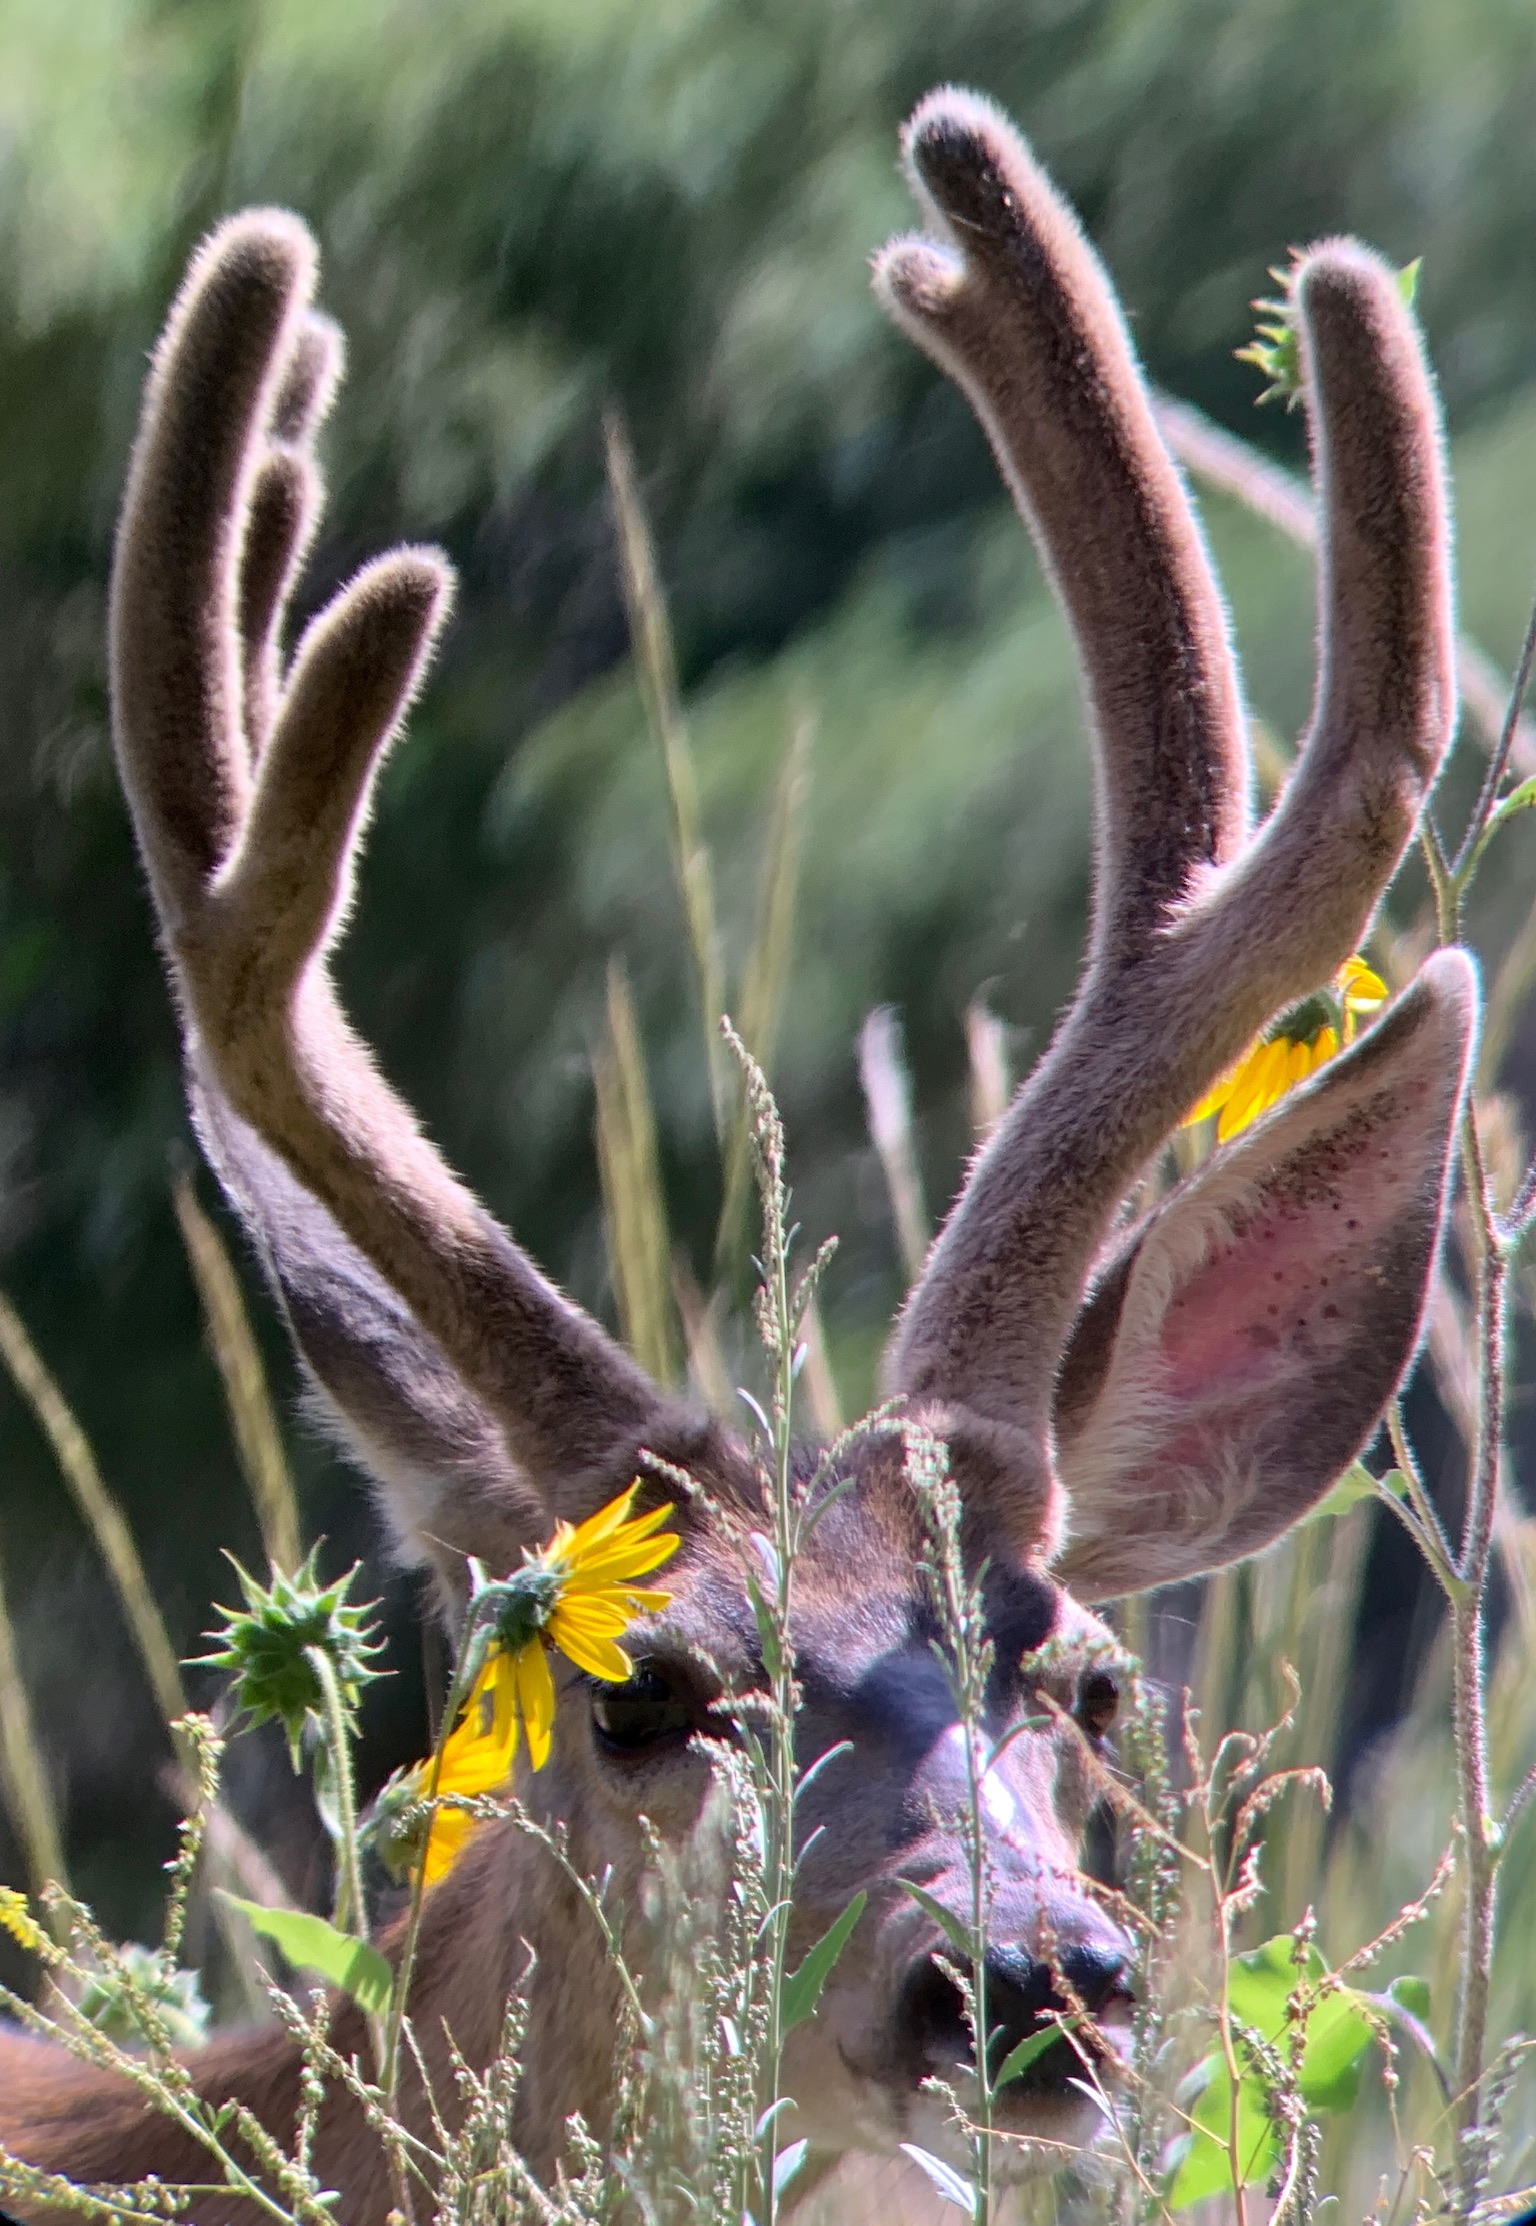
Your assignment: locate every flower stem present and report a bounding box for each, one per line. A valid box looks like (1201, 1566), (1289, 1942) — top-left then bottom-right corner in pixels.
(305, 1645), (367, 1946)
(759, 1083), (799, 2226)
(305, 1636), (396, 2193)
(1449, 1123), (1508, 2143)
(381, 1640), (479, 2110)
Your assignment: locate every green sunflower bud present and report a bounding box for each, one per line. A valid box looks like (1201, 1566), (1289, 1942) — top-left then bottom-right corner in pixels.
(454, 1557), (563, 1695)
(78, 1943), (211, 2052)
(194, 1546), (386, 1769)
(1270, 987), (1340, 1048)
(359, 1761), (432, 1887)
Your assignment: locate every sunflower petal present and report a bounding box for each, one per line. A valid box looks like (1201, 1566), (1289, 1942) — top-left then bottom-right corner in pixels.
(567, 1522), (680, 1572)
(486, 1648), (519, 1754)
(612, 1585), (674, 1614)
(1217, 1041), (1276, 1140)
(567, 1513), (676, 1567)
(1184, 1058), (1243, 1126)
(515, 1641), (555, 1771)
(1340, 957), (1387, 1009)
(562, 1534), (681, 1589)
(422, 1804), (477, 1886)
(553, 1596), (638, 1636)
(556, 1487), (643, 1565)
(587, 1500), (675, 1547)
(549, 1612), (634, 1682)
(437, 1723), (512, 1802)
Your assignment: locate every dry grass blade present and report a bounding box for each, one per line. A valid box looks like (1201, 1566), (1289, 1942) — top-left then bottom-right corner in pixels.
(858, 1006), (930, 1288)
(0, 1522), (69, 1914)
(798, 1291), (844, 1440)
(673, 1256), (735, 1416)
(0, 1292), (186, 1735)
(594, 956), (681, 1386)
(603, 407), (729, 1138)
(1479, 880), (1536, 1091)
(173, 1173), (301, 1577)
(1275, 1514), (1371, 1922)
(964, 998), (1011, 1141)
(717, 714), (813, 1268)
(1191, 1562), (1245, 1760)
(1154, 391), (1536, 773)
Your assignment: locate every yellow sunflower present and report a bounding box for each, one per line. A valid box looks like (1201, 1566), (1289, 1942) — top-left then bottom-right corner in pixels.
(1184, 955), (1387, 1144)
(419, 1485), (678, 1885)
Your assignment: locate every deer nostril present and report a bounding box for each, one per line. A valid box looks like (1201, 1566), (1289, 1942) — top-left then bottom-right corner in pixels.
(1056, 1941), (1134, 2017)
(901, 1954), (973, 2073)
(900, 1937), (1133, 2092)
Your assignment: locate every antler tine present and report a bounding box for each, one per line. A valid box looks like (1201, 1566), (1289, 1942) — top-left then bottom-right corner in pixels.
(238, 312), (341, 759)
(874, 89), (1251, 957)
(878, 96), (1454, 1459)
(112, 210), (314, 931)
(114, 214), (687, 1504)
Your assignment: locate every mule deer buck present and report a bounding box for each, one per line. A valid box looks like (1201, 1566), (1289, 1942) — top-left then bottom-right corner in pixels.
(0, 85), (1474, 2219)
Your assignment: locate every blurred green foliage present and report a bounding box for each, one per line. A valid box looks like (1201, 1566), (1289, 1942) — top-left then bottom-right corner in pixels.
(5, 0), (1536, 1927)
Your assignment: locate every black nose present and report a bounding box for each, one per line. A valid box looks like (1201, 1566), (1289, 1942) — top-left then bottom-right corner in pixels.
(902, 1937), (1133, 2091)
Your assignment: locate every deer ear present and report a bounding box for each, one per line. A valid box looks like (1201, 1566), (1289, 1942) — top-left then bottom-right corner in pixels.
(1052, 952), (1475, 1601)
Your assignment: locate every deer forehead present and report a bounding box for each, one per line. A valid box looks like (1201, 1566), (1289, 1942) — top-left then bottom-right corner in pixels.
(638, 1484), (1103, 1725)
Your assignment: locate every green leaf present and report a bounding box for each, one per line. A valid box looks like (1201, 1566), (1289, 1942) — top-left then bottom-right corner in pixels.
(1166, 1936), (1414, 2207)
(1304, 1463), (1406, 1525)
(897, 1880), (973, 1960)
(1388, 1974), (1431, 2019)
(1167, 2054), (1279, 2208)
(1397, 257), (1422, 306)
(1470, 776), (1536, 873)
(1488, 777), (1536, 837)
(781, 1891), (867, 2033)
(743, 1568), (784, 1684)
(219, 1895), (393, 2016)
(995, 2020), (1073, 2089)
(1296, 1988), (1375, 2111)
(898, 2142), (977, 2216)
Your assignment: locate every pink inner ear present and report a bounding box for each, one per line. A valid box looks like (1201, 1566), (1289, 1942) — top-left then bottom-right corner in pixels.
(1154, 1104), (1422, 1420)
(1056, 969), (1471, 1598)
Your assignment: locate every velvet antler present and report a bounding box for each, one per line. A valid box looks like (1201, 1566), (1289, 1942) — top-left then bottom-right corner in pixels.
(111, 214), (704, 1567)
(874, 91), (1466, 1569)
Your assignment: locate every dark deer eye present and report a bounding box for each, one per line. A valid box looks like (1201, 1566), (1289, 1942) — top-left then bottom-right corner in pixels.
(591, 1665), (693, 1757)
(1076, 1667), (1120, 1742)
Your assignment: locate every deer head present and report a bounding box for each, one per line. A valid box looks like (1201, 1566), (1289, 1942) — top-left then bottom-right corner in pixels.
(0, 86), (1474, 2221)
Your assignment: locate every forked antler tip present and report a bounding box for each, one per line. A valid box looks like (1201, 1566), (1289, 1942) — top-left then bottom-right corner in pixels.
(271, 312), (346, 446)
(363, 543), (457, 634)
(284, 543), (456, 730)
(193, 205), (316, 285)
(869, 232), (961, 327)
(899, 84), (1026, 215)
(875, 90), (1088, 346)
(158, 208), (318, 386)
(282, 542), (456, 749)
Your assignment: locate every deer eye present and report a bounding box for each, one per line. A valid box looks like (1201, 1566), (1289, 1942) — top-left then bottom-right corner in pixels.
(1076, 1667), (1120, 1742)
(590, 1665), (694, 1757)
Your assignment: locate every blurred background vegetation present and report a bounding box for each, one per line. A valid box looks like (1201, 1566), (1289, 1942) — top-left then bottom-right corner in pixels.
(5, 0), (1536, 1959)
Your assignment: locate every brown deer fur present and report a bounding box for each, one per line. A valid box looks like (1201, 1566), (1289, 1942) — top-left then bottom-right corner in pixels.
(0, 87), (1474, 2219)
